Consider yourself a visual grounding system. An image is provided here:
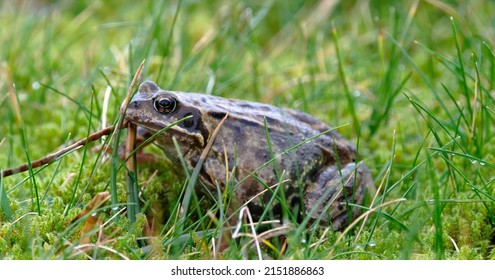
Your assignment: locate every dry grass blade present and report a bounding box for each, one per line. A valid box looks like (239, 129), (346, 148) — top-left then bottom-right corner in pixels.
(241, 179), (290, 208)
(106, 58), (146, 150)
(309, 227), (331, 249)
(71, 244), (130, 260)
(241, 223), (294, 251)
(122, 60), (146, 115)
(2, 63), (21, 124)
(232, 206), (263, 260)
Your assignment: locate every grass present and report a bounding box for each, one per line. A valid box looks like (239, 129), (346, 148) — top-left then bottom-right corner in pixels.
(1, 0), (495, 259)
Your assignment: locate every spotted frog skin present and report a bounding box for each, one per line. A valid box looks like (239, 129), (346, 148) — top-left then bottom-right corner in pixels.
(126, 81), (373, 230)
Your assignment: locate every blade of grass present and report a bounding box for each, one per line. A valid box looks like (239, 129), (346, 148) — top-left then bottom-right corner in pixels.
(41, 134), (72, 203)
(391, 35), (456, 126)
(109, 59), (145, 210)
(40, 83), (97, 120)
(176, 113), (229, 236)
(156, 0), (182, 83)
(0, 175), (13, 220)
(332, 26), (359, 135)
(327, 198), (407, 258)
(363, 129), (397, 247)
(15, 93), (41, 215)
(66, 87), (96, 213)
(451, 17), (472, 119)
(263, 117), (286, 224)
(426, 149), (445, 259)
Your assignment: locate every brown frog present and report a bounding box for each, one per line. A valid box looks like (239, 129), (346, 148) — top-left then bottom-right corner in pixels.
(125, 81), (373, 230)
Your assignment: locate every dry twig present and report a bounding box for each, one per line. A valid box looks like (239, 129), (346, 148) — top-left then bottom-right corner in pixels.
(1, 125), (115, 178)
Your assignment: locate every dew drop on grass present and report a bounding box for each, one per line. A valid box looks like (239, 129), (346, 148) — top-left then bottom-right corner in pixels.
(468, 159), (486, 166)
(301, 238), (306, 244)
(352, 90), (361, 97)
(32, 81), (41, 90)
(91, 212), (98, 217)
(368, 241), (376, 247)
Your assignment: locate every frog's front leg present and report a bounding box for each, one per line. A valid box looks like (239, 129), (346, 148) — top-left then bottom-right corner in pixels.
(198, 156), (243, 251)
(200, 156), (241, 214)
(304, 162), (373, 230)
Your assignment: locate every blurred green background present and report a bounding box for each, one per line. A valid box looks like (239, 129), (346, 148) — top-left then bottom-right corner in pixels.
(1, 0), (495, 259)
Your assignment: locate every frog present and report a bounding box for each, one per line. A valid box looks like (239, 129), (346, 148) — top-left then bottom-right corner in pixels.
(125, 81), (374, 231)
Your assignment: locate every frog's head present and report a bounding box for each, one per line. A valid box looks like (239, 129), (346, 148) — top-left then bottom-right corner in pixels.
(126, 81), (208, 147)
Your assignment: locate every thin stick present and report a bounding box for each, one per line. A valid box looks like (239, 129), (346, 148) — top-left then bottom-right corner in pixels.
(125, 122), (139, 223)
(1, 125), (115, 178)
(109, 59), (146, 207)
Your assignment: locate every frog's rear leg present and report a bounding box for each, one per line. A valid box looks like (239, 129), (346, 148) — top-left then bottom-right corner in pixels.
(304, 162), (372, 230)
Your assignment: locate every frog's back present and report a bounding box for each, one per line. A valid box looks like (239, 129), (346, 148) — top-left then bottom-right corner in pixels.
(172, 91), (357, 164)
(174, 91), (342, 139)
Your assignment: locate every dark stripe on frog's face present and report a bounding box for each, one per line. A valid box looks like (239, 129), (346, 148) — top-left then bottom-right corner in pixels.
(207, 111), (227, 120)
(172, 106), (210, 148)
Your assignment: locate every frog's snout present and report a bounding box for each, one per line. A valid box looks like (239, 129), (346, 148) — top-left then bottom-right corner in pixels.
(125, 96), (144, 120)
(130, 99), (141, 109)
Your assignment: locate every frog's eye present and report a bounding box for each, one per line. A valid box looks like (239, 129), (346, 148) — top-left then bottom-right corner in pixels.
(153, 95), (177, 114)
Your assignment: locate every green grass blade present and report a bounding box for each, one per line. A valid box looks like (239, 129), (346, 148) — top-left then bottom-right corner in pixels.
(0, 176), (13, 220)
(332, 27), (359, 135)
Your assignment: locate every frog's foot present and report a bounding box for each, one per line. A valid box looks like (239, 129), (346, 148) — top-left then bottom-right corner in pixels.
(304, 162), (373, 231)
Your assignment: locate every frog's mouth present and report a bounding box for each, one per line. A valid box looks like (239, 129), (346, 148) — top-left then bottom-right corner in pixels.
(128, 116), (206, 148)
